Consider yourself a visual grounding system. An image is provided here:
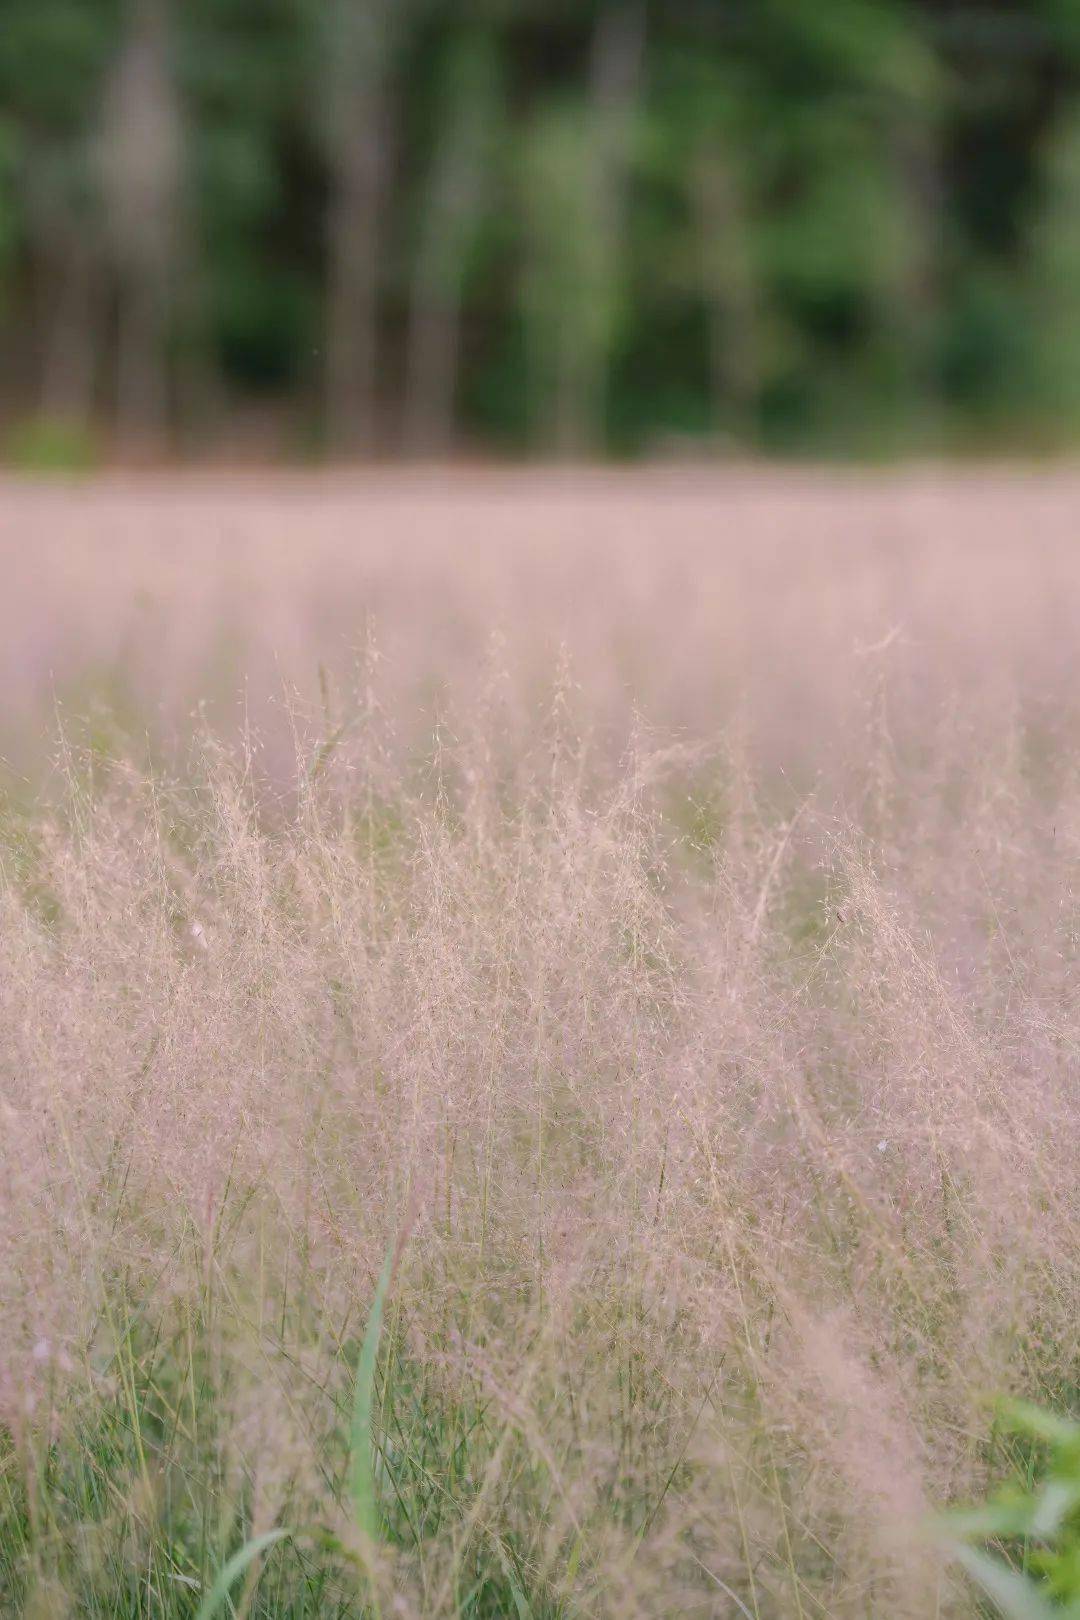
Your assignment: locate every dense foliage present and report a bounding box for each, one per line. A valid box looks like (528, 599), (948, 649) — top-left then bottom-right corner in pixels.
(2, 0), (1079, 457)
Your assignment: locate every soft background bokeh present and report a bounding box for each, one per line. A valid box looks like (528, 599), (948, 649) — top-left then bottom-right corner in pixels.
(2, 0), (1080, 464)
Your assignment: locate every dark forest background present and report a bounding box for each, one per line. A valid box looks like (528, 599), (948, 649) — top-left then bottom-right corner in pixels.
(2, 0), (1080, 462)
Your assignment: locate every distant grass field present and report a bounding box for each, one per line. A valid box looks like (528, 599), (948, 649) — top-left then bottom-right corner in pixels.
(2, 468), (1079, 1617)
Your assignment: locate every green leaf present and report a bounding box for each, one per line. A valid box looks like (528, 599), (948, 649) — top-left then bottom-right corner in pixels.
(944, 1501), (1039, 1541)
(952, 1544), (1063, 1620)
(997, 1400), (1080, 1451)
(194, 1529), (291, 1620)
(494, 1541), (534, 1620)
(1031, 1478), (1080, 1539)
(349, 1249), (394, 1547)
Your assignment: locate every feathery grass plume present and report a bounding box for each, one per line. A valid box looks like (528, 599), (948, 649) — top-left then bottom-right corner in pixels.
(2, 470), (1080, 1614)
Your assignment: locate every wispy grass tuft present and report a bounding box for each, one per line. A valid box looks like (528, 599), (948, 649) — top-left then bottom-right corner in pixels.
(5, 470), (1080, 1616)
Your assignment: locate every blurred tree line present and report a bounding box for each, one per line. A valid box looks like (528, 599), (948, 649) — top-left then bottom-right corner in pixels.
(1, 0), (1079, 460)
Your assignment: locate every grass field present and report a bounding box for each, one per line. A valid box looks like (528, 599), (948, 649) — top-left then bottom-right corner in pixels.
(2, 467), (1079, 1617)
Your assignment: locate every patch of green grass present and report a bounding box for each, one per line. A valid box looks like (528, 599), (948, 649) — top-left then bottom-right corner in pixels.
(3, 416), (100, 475)
(0, 1248), (664, 1618)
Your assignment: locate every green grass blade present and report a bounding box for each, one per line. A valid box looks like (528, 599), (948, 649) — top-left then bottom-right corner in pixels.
(349, 1249), (394, 1545)
(495, 1542), (534, 1620)
(195, 1528), (291, 1620)
(564, 1525), (585, 1586)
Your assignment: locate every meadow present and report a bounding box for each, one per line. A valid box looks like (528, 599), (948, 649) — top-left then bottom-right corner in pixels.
(2, 467), (1079, 1618)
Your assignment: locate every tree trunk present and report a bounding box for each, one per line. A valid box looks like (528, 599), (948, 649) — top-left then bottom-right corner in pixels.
(889, 112), (944, 441)
(40, 239), (100, 426)
(117, 268), (169, 440)
(323, 0), (396, 455)
(402, 36), (494, 457)
(553, 0), (645, 455)
(695, 149), (758, 440)
(100, 0), (181, 451)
